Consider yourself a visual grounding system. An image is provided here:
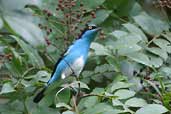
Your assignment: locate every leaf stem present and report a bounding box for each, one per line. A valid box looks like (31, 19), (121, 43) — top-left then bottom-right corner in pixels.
(72, 96), (80, 114)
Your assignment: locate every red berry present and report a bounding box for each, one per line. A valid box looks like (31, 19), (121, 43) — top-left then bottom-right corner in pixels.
(49, 28), (52, 32)
(71, 2), (76, 6)
(59, 0), (63, 3)
(80, 3), (83, 7)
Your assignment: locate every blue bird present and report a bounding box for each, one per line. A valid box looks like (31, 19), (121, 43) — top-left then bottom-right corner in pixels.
(33, 24), (101, 103)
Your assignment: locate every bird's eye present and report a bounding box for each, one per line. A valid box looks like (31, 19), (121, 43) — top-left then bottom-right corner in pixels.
(88, 26), (97, 30)
(88, 26), (93, 30)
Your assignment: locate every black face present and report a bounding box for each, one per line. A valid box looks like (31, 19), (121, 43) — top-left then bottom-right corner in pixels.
(86, 24), (97, 30)
(78, 24), (98, 39)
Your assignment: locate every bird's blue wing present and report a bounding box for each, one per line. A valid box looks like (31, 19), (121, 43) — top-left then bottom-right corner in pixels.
(49, 42), (75, 78)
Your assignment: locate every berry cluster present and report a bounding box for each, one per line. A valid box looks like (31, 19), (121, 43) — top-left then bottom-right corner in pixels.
(37, 0), (102, 46)
(36, 0), (107, 47)
(38, 24), (52, 36)
(0, 53), (13, 63)
(56, 0), (97, 36)
(153, 0), (171, 8)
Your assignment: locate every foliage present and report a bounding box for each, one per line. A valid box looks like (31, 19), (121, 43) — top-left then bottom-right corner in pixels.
(0, 0), (171, 114)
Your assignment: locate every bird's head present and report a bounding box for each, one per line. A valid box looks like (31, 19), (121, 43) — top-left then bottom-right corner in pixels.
(80, 24), (101, 42)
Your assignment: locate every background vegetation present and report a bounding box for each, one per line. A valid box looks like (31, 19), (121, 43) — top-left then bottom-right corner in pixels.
(0, 0), (171, 114)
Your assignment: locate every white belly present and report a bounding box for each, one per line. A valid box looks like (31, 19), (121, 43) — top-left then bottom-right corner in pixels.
(61, 56), (84, 79)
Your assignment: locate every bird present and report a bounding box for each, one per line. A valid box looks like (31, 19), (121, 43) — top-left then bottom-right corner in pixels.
(33, 24), (101, 103)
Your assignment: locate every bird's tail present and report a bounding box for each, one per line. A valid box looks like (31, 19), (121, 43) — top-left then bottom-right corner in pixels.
(33, 87), (47, 103)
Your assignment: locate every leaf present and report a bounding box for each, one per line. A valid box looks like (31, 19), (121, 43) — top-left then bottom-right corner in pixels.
(91, 10), (112, 24)
(162, 32), (171, 42)
(5, 57), (24, 77)
(123, 23), (147, 41)
(94, 64), (114, 74)
(35, 70), (50, 82)
(0, 18), (3, 29)
(4, 16), (45, 47)
(133, 12), (169, 35)
(160, 67), (171, 77)
(0, 0), (41, 11)
(110, 30), (128, 39)
(55, 89), (71, 104)
(135, 104), (168, 114)
(25, 4), (43, 15)
(111, 33), (142, 55)
(1, 111), (22, 114)
(31, 106), (60, 114)
(114, 89), (135, 99)
(83, 96), (98, 108)
(62, 111), (75, 114)
(127, 52), (151, 67)
(70, 81), (90, 90)
(125, 98), (147, 107)
(82, 0), (105, 10)
(148, 55), (163, 68)
(12, 36), (44, 68)
(117, 44), (142, 55)
(90, 42), (111, 56)
(0, 82), (15, 94)
(112, 99), (124, 106)
(146, 47), (168, 60)
(56, 103), (72, 110)
(83, 103), (114, 114)
(153, 39), (171, 53)
(111, 82), (133, 92)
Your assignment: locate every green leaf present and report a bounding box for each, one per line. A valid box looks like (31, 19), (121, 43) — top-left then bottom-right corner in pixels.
(83, 103), (114, 114)
(148, 54), (163, 68)
(82, 88), (104, 108)
(160, 67), (171, 77)
(4, 16), (45, 47)
(31, 106), (60, 114)
(111, 30), (128, 39)
(94, 64), (114, 74)
(55, 89), (71, 104)
(35, 70), (50, 82)
(162, 32), (171, 42)
(70, 81), (90, 90)
(90, 42), (111, 56)
(83, 96), (99, 108)
(91, 10), (112, 24)
(56, 103), (72, 110)
(12, 36), (44, 68)
(125, 98), (147, 107)
(0, 0), (41, 11)
(5, 57), (24, 77)
(0, 82), (15, 94)
(133, 12), (169, 35)
(0, 18), (3, 29)
(123, 23), (147, 41)
(25, 4), (43, 15)
(62, 111), (75, 114)
(135, 104), (168, 114)
(111, 82), (133, 92)
(153, 39), (171, 53)
(146, 47), (168, 60)
(127, 52), (151, 67)
(114, 89), (135, 99)
(112, 99), (124, 106)
(111, 33), (142, 55)
(82, 0), (105, 10)
(118, 44), (142, 55)
(1, 111), (22, 114)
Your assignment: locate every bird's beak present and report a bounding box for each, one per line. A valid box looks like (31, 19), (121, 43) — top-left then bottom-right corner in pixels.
(96, 27), (102, 32)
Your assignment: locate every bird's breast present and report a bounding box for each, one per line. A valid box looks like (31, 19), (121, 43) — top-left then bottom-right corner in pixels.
(61, 56), (85, 79)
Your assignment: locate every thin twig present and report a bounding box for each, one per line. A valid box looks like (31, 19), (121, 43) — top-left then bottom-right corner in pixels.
(146, 35), (160, 46)
(72, 96), (80, 114)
